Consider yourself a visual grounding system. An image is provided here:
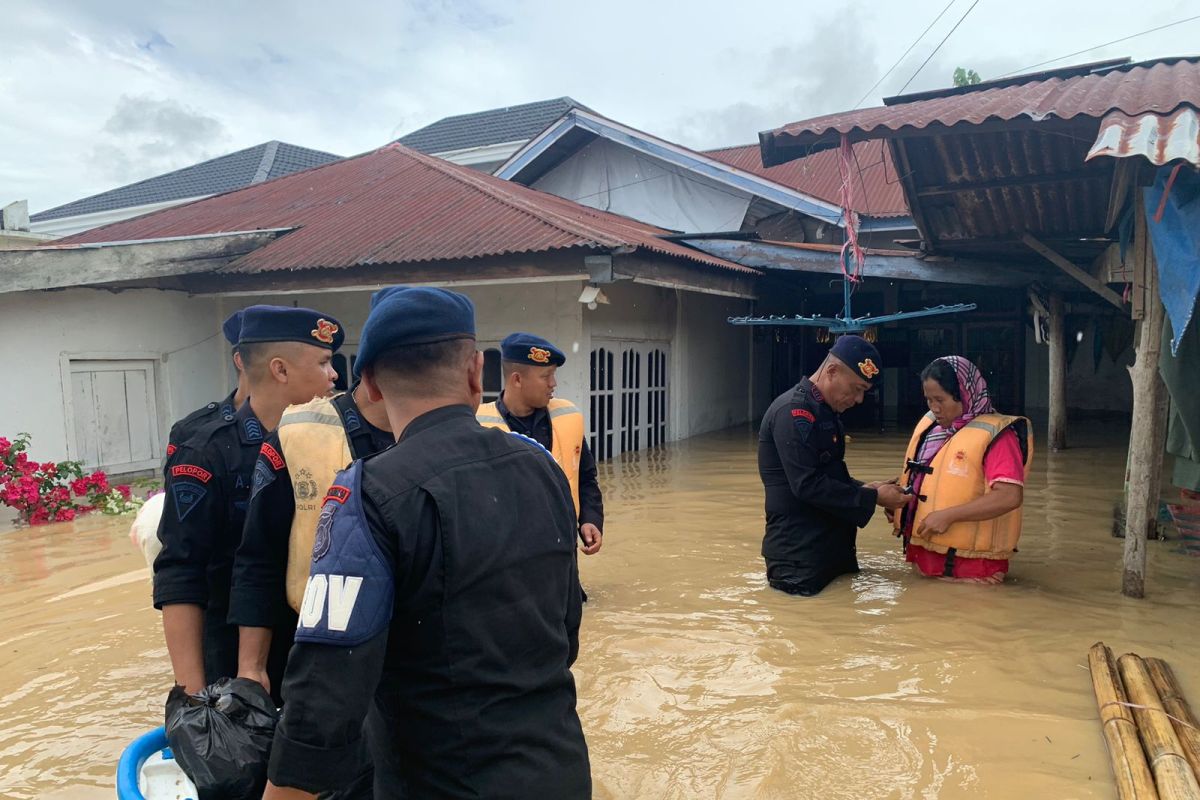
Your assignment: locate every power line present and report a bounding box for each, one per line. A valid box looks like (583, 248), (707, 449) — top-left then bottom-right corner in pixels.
(999, 14), (1200, 77)
(895, 0), (982, 96)
(853, 0), (958, 109)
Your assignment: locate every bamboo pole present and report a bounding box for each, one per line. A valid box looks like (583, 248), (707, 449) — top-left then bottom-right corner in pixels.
(1118, 653), (1200, 799)
(1147, 658), (1200, 780)
(1089, 643), (1159, 799)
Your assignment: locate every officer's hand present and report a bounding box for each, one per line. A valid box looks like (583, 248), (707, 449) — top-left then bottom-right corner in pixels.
(865, 477), (899, 490)
(237, 668), (271, 697)
(580, 523), (603, 555)
(917, 510), (955, 537)
(884, 507), (897, 525)
(875, 483), (909, 510)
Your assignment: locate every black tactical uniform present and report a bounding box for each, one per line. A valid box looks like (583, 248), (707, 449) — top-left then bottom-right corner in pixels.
(758, 376), (878, 596)
(494, 393), (605, 530)
(229, 390), (392, 643)
(153, 401), (294, 703)
(163, 389), (238, 464)
(267, 405), (591, 799)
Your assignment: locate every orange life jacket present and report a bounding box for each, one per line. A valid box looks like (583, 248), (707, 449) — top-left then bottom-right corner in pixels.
(476, 398), (585, 515)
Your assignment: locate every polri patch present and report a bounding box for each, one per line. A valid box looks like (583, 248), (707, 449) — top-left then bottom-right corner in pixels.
(171, 464), (212, 483)
(251, 459), (276, 498)
(171, 482), (207, 522)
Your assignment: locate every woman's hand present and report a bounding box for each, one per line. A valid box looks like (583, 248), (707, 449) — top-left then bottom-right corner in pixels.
(917, 509), (957, 537)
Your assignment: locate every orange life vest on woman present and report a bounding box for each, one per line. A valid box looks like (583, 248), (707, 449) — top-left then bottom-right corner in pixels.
(894, 412), (1034, 560)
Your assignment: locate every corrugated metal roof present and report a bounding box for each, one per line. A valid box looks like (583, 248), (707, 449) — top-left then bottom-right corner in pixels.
(55, 143), (753, 275)
(761, 56), (1200, 165)
(397, 98), (592, 154)
(32, 142), (342, 221)
(1086, 107), (1200, 166)
(705, 140), (910, 218)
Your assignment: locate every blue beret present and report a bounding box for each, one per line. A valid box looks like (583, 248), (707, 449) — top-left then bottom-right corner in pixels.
(829, 335), (882, 384)
(500, 332), (565, 367)
(222, 310), (243, 346)
(237, 305), (344, 351)
(354, 287), (475, 378)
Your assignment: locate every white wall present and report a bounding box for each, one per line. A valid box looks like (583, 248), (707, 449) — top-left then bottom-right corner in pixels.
(0, 288), (222, 465)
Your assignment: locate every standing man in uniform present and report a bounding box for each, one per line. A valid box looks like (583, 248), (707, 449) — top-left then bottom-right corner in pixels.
(758, 335), (908, 597)
(153, 305), (343, 700)
(477, 333), (604, 559)
(264, 287), (590, 800)
(165, 310), (249, 460)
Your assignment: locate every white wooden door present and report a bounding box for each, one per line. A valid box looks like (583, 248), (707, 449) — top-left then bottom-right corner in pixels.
(590, 341), (669, 461)
(67, 359), (162, 472)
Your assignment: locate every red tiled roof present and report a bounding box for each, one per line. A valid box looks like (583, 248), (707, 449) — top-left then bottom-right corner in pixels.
(761, 56), (1200, 164)
(57, 144), (753, 274)
(705, 140), (910, 218)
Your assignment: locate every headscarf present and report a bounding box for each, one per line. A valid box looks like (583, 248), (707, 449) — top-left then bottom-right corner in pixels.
(914, 355), (994, 466)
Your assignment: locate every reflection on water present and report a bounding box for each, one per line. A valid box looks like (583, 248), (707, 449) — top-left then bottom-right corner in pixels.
(2, 426), (1198, 798)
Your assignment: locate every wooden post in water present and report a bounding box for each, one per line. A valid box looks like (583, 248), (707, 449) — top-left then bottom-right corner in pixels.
(1048, 291), (1068, 452)
(1124, 195), (1168, 599)
(1089, 643), (1158, 799)
(1118, 653), (1200, 799)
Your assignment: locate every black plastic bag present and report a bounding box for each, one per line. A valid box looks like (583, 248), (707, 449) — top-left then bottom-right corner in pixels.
(164, 677), (279, 800)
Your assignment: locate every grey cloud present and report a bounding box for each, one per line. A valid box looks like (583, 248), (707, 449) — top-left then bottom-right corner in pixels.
(90, 95), (229, 184)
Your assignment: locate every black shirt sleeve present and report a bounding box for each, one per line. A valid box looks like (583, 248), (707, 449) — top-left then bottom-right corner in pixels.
(771, 409), (877, 528)
(576, 438), (604, 531)
(229, 434), (294, 628)
(153, 446), (224, 609)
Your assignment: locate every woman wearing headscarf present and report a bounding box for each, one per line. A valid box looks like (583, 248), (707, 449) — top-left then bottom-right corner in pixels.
(891, 356), (1034, 582)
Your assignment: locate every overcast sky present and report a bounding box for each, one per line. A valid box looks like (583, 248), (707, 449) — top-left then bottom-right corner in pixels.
(3, 0), (1196, 213)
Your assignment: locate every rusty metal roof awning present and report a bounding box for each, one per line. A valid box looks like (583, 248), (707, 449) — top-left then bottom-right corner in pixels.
(1086, 107), (1200, 166)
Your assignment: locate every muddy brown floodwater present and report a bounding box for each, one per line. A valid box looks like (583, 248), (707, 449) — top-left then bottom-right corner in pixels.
(2, 426), (1198, 799)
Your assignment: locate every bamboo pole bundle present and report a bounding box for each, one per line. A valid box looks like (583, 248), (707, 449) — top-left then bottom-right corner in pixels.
(1118, 653), (1200, 799)
(1090, 642), (1159, 799)
(1147, 658), (1200, 780)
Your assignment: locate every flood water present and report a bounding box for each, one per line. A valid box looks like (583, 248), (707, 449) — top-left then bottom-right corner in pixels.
(2, 426), (1199, 799)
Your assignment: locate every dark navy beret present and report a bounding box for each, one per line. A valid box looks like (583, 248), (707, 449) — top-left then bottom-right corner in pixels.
(237, 305), (344, 351)
(829, 335), (882, 384)
(500, 332), (565, 367)
(354, 287), (476, 377)
(222, 310), (243, 346)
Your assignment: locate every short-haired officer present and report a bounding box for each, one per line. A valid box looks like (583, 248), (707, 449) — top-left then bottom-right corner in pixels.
(264, 287), (590, 800)
(163, 310), (248, 463)
(153, 305), (343, 701)
(477, 333), (604, 561)
(758, 335), (908, 596)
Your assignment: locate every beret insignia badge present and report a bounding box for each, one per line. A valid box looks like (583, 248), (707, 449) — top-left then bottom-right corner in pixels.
(858, 358), (879, 379)
(311, 318), (339, 344)
(528, 346), (551, 364)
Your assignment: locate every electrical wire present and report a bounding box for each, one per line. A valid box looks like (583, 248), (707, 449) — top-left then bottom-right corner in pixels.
(895, 0), (982, 96)
(999, 14), (1200, 77)
(853, 0), (958, 109)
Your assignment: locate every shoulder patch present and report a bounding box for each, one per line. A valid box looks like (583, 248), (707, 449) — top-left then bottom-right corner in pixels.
(791, 408), (815, 422)
(259, 442), (285, 471)
(171, 482), (208, 521)
(171, 464), (212, 483)
(295, 463), (393, 648)
(166, 443), (177, 456)
(250, 459), (277, 498)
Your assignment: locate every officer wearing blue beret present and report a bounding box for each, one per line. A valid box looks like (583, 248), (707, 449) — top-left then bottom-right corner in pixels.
(477, 333), (604, 563)
(163, 310), (248, 464)
(757, 334), (908, 596)
(154, 304), (343, 704)
(265, 287), (590, 800)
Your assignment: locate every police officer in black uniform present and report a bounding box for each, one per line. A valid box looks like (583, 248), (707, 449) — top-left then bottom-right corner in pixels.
(153, 305), (343, 702)
(164, 310), (248, 462)
(264, 287), (590, 800)
(758, 335), (909, 596)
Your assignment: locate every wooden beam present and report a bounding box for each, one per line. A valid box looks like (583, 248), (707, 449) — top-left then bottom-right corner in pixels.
(614, 253), (759, 299)
(888, 139), (937, 251)
(1047, 292), (1067, 452)
(1123, 194), (1169, 599)
(1021, 233), (1128, 312)
(0, 229), (290, 294)
(917, 167), (1110, 198)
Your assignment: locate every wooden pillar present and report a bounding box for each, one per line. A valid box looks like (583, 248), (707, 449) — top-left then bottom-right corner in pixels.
(1123, 195), (1169, 599)
(1048, 291), (1067, 451)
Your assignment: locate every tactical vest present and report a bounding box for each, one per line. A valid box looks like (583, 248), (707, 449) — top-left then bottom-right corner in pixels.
(477, 398), (584, 515)
(895, 412), (1034, 560)
(278, 395), (353, 612)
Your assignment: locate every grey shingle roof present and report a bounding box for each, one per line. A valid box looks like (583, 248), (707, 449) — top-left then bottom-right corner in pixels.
(397, 97), (590, 154)
(32, 141), (342, 222)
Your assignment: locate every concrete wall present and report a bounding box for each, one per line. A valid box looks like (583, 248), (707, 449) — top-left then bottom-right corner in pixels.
(0, 288), (222, 465)
(674, 290), (754, 436)
(1024, 318), (1134, 416)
